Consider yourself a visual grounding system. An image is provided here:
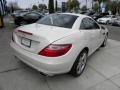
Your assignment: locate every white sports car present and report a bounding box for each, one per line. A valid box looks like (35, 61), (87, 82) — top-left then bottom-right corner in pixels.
(10, 13), (108, 77)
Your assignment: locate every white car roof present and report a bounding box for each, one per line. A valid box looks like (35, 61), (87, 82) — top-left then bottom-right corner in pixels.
(61, 13), (89, 19)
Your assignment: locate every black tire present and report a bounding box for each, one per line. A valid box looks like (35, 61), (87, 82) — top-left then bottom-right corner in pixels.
(101, 34), (108, 47)
(118, 23), (120, 27)
(69, 50), (88, 77)
(106, 21), (109, 25)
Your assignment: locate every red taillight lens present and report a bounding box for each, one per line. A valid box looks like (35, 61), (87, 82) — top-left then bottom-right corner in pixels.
(39, 44), (72, 57)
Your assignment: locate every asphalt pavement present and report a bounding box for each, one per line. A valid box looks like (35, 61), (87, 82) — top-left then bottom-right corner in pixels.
(0, 16), (120, 90)
(102, 25), (120, 41)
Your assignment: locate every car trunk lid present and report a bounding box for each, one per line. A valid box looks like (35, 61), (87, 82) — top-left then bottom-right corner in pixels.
(14, 23), (76, 54)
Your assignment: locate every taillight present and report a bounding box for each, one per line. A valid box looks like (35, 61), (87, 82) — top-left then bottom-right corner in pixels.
(39, 44), (72, 57)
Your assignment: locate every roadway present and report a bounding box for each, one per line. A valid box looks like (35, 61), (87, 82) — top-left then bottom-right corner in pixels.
(0, 16), (120, 90)
(103, 25), (120, 41)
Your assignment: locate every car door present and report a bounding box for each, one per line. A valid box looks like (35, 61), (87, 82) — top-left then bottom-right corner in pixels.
(80, 18), (101, 53)
(90, 18), (104, 46)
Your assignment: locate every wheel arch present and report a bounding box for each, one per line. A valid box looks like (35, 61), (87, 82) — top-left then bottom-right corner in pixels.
(69, 47), (89, 77)
(70, 47), (89, 69)
(82, 47), (89, 55)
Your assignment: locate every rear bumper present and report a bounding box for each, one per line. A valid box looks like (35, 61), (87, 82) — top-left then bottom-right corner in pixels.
(10, 42), (74, 76)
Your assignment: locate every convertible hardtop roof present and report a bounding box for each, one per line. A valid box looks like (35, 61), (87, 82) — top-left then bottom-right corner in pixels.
(59, 13), (89, 18)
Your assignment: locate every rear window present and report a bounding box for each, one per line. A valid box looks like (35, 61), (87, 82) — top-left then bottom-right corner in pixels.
(37, 14), (78, 28)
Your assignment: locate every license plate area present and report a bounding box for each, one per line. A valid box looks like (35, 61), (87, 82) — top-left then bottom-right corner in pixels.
(21, 37), (31, 48)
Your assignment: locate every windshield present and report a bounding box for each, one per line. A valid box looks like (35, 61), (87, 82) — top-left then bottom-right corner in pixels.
(37, 14), (78, 28)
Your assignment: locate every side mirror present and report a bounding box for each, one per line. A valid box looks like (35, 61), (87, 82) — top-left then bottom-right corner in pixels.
(101, 26), (106, 30)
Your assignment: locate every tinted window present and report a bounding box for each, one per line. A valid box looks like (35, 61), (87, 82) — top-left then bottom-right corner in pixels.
(104, 15), (111, 18)
(37, 14), (78, 28)
(25, 13), (40, 18)
(112, 16), (116, 18)
(80, 18), (100, 30)
(80, 20), (85, 29)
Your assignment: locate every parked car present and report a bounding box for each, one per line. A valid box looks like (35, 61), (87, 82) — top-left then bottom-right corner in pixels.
(10, 13), (108, 77)
(91, 13), (109, 21)
(85, 11), (95, 16)
(11, 10), (29, 18)
(14, 11), (44, 25)
(97, 15), (117, 24)
(91, 13), (104, 20)
(78, 11), (87, 14)
(110, 18), (120, 26)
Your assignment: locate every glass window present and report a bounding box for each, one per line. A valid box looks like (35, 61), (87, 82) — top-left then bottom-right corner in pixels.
(112, 16), (116, 18)
(80, 18), (100, 30)
(25, 13), (39, 17)
(37, 14), (78, 28)
(80, 20), (85, 29)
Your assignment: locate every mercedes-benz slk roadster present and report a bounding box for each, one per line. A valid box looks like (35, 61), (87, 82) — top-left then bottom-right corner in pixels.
(10, 13), (108, 77)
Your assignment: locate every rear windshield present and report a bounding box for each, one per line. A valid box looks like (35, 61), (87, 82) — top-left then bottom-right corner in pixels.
(37, 14), (78, 28)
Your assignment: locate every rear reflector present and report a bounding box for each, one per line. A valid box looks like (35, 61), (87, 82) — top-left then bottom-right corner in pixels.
(18, 30), (33, 35)
(39, 44), (72, 57)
